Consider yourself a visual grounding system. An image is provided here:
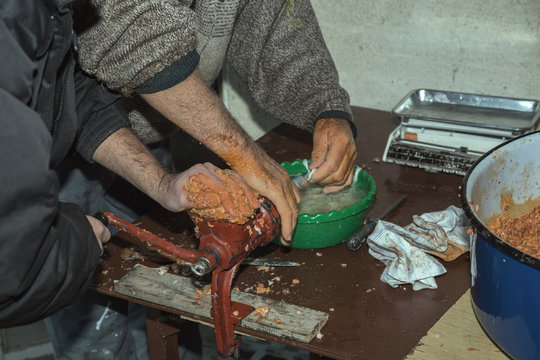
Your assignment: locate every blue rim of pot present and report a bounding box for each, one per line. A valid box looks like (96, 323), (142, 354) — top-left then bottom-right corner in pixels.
(460, 130), (540, 271)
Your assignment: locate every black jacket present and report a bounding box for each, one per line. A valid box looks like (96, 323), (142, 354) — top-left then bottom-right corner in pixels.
(0, 0), (128, 326)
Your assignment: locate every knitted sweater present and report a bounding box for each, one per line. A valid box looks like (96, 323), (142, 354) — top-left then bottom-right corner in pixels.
(74, 0), (353, 143)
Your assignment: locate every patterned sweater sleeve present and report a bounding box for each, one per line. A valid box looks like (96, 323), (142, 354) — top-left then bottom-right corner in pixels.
(226, 0), (355, 134)
(74, 0), (199, 94)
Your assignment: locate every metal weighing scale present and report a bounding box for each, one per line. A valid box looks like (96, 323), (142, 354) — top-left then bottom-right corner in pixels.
(382, 89), (540, 175)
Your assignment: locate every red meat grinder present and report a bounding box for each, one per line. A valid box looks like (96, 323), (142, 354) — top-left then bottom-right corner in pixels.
(97, 197), (280, 358)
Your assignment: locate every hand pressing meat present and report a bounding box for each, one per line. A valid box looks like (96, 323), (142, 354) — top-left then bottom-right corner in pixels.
(183, 164), (260, 224)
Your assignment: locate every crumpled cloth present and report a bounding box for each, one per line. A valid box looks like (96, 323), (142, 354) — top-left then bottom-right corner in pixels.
(367, 205), (470, 291)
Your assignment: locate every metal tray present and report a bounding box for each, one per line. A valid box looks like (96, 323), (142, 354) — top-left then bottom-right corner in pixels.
(392, 89), (540, 135)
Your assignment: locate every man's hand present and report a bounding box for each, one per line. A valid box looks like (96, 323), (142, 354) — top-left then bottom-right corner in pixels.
(229, 146), (300, 245)
(309, 118), (357, 194)
(156, 162), (222, 212)
(157, 162), (259, 219)
(92, 126), (259, 222)
(86, 215), (111, 255)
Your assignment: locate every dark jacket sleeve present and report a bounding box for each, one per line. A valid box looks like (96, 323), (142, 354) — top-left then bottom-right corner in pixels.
(227, 0), (355, 134)
(73, 65), (130, 162)
(0, 88), (102, 327)
(0, 8), (104, 326)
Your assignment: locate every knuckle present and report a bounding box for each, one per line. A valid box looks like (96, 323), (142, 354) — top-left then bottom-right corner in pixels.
(194, 163), (207, 172)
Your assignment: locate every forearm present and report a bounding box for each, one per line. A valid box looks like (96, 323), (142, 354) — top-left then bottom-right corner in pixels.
(140, 69), (258, 168)
(140, 69), (300, 241)
(92, 127), (168, 204)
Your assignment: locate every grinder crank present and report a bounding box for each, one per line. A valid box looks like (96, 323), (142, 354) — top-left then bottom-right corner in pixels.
(96, 196), (280, 358)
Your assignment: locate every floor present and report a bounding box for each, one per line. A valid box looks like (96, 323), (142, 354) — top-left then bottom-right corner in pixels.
(0, 320), (314, 360)
(0, 321), (53, 360)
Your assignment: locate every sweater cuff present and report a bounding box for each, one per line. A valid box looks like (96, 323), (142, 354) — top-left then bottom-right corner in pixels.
(315, 110), (357, 138)
(135, 51), (200, 94)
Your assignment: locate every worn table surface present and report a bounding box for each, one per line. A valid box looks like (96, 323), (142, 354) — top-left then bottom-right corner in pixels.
(92, 107), (471, 360)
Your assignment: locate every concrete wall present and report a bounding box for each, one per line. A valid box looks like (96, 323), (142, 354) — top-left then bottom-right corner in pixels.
(222, 0), (540, 139)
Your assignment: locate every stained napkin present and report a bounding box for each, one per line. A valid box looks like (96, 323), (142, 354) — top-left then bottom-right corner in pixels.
(367, 205), (470, 291)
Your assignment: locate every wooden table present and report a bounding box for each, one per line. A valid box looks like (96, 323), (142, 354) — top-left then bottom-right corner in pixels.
(92, 107), (471, 360)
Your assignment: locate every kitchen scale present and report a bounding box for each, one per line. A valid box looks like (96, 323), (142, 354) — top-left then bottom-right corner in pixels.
(382, 89), (540, 175)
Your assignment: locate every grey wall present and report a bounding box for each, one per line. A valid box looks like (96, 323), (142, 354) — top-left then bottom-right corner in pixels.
(223, 0), (540, 139)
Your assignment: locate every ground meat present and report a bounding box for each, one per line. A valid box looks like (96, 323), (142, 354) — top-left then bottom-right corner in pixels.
(186, 169), (258, 224)
(487, 205), (540, 259)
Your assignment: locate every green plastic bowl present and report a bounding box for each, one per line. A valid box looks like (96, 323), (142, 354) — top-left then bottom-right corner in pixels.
(275, 159), (376, 249)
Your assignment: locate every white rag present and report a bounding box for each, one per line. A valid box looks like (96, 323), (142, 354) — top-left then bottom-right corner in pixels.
(367, 205), (470, 291)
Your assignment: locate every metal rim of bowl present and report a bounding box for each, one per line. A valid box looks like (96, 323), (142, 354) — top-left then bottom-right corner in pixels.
(281, 159), (377, 224)
(460, 130), (540, 270)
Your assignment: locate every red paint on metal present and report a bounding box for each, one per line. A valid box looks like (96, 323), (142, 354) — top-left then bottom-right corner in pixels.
(101, 197), (280, 358)
(189, 197), (280, 357)
(102, 211), (202, 264)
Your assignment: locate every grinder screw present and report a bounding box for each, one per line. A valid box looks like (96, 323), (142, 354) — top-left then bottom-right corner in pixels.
(191, 257), (212, 276)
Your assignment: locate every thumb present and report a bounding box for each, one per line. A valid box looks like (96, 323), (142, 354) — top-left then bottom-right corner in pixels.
(100, 226), (111, 244)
